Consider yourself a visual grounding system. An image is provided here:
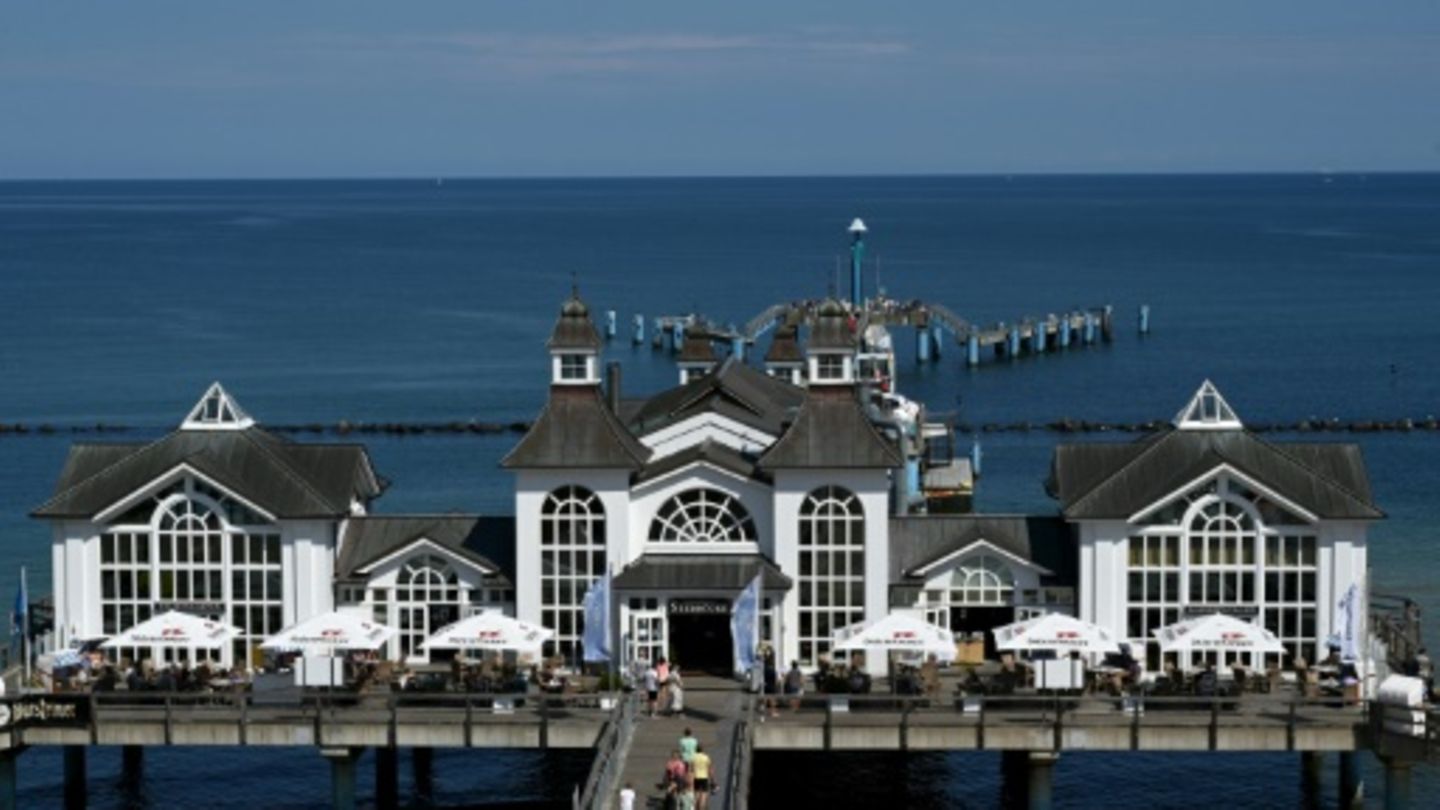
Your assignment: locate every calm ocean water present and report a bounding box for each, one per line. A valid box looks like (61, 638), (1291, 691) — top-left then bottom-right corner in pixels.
(2, 175), (1438, 807)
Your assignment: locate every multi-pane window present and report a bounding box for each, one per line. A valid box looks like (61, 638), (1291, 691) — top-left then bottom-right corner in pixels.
(541, 486), (606, 662)
(100, 532), (152, 635)
(558, 354), (589, 381)
(951, 556), (1014, 605)
(1126, 535), (1181, 668)
(1186, 500), (1257, 605)
(797, 486), (865, 667)
(648, 489), (757, 544)
(395, 554), (461, 660)
(813, 354), (846, 381)
(1264, 535), (1318, 662)
(156, 498), (225, 605)
(230, 532), (282, 666)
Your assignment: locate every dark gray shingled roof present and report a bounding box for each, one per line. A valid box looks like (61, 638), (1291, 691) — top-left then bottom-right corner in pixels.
(501, 385), (651, 469)
(758, 387), (902, 470)
(1048, 428), (1381, 520)
(546, 294), (603, 351)
(677, 336), (720, 363)
(337, 515), (515, 584)
(628, 358), (804, 438)
(808, 299), (857, 351)
(633, 440), (766, 485)
(613, 554), (792, 592)
(764, 326), (804, 364)
(889, 515), (1075, 586)
(33, 429), (382, 519)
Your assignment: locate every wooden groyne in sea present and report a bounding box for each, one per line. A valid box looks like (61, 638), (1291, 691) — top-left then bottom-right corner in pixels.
(4, 416), (1440, 438)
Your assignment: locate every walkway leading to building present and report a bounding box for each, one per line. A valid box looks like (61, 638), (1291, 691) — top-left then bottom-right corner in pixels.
(609, 676), (751, 810)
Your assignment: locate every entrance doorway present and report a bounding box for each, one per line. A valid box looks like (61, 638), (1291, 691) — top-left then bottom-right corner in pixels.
(951, 606), (1012, 659)
(668, 601), (733, 675)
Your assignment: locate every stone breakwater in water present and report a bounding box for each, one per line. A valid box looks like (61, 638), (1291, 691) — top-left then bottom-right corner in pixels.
(3, 417), (1440, 437)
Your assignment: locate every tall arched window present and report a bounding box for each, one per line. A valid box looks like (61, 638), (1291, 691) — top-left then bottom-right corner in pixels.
(541, 486), (606, 661)
(648, 489), (757, 544)
(396, 554), (461, 659)
(797, 486), (865, 666)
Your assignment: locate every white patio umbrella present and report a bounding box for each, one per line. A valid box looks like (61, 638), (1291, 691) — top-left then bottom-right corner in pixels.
(832, 612), (956, 662)
(261, 611), (396, 655)
(992, 613), (1122, 656)
(100, 610), (240, 650)
(421, 611), (552, 654)
(1152, 613), (1285, 655)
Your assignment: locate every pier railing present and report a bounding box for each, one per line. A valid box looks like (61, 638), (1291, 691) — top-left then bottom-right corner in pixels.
(574, 692), (636, 810)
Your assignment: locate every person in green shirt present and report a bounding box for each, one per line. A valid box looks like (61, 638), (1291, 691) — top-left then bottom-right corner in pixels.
(678, 727), (699, 765)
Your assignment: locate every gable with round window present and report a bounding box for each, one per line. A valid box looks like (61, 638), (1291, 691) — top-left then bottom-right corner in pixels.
(647, 488), (757, 545)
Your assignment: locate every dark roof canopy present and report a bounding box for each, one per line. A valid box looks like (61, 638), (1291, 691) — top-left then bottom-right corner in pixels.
(33, 428), (382, 520)
(1049, 428), (1381, 521)
(889, 515), (1074, 586)
(547, 292), (602, 351)
(613, 553), (792, 592)
(677, 337), (720, 364)
(628, 358), (803, 438)
(502, 385), (650, 469)
(764, 326), (804, 364)
(337, 515), (515, 584)
(808, 299), (857, 351)
(758, 387), (902, 470)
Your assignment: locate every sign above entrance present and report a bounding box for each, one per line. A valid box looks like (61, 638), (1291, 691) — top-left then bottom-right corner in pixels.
(668, 600), (730, 616)
(155, 601), (225, 616)
(1181, 605), (1259, 619)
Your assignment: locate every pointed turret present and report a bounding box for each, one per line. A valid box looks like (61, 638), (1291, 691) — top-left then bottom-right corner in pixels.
(764, 325), (805, 386)
(676, 336), (720, 384)
(180, 382), (254, 431)
(547, 288), (602, 386)
(1174, 380), (1242, 431)
(806, 298), (857, 385)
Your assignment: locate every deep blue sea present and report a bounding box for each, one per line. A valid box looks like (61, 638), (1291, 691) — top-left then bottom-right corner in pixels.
(2, 175), (1438, 807)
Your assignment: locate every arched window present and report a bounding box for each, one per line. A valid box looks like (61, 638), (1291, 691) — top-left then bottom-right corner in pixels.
(951, 555), (1013, 606)
(797, 486), (865, 666)
(648, 489), (757, 544)
(541, 486), (606, 660)
(1185, 498), (1257, 605)
(395, 554), (461, 659)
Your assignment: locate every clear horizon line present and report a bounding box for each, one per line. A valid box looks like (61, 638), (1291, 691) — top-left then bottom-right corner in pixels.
(2, 168), (1438, 184)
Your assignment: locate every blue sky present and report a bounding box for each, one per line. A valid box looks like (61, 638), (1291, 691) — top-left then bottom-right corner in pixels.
(3, 1), (1439, 178)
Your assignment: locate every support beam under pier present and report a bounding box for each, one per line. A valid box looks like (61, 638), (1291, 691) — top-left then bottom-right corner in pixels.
(1383, 758), (1413, 810)
(375, 747), (399, 810)
(412, 747), (435, 803)
(0, 748), (19, 810)
(322, 747), (362, 810)
(1026, 752), (1057, 810)
(120, 745), (143, 782)
(1338, 751), (1364, 810)
(63, 745), (85, 810)
(1300, 751), (1323, 808)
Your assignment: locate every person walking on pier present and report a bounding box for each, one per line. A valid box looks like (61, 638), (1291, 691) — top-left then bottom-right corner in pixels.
(644, 662), (660, 717)
(619, 781), (636, 810)
(678, 727), (699, 767)
(784, 660), (804, 711)
(692, 743), (713, 810)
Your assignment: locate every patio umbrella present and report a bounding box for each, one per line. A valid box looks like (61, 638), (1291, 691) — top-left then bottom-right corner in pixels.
(832, 612), (956, 662)
(1152, 613), (1285, 655)
(421, 611), (553, 654)
(992, 613), (1122, 656)
(100, 610), (240, 649)
(261, 611), (395, 655)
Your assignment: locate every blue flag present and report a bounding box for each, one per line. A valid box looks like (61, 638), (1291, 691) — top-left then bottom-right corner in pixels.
(731, 574), (762, 677)
(581, 573), (611, 663)
(12, 567), (26, 638)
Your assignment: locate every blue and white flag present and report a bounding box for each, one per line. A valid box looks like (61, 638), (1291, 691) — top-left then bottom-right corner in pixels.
(581, 573), (612, 663)
(731, 574), (762, 677)
(1335, 582), (1359, 662)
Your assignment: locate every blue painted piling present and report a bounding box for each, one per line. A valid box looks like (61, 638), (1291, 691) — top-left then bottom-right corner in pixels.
(931, 325), (944, 358)
(605, 310), (617, 340)
(905, 457), (921, 504)
(731, 335), (745, 360)
(673, 323), (685, 353)
(1059, 317), (1072, 348)
(916, 328), (932, 363)
(1033, 322), (1046, 354)
(966, 333), (980, 366)
(1008, 324), (1021, 357)
(633, 314), (645, 345)
(970, 438), (983, 478)
(1083, 312), (1096, 344)
(1139, 304), (1151, 335)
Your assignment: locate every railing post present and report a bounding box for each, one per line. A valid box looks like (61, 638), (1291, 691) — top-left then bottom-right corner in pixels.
(1130, 695), (1141, 750)
(540, 696), (550, 749)
(239, 692), (249, 746)
(900, 700), (911, 751)
(163, 695), (173, 746)
(1209, 698), (1219, 751)
(1052, 693), (1063, 751)
(977, 695), (986, 750)
(387, 693), (397, 748)
(88, 693), (98, 745)
(464, 696), (473, 748)
(1287, 699), (1297, 751)
(823, 700), (833, 751)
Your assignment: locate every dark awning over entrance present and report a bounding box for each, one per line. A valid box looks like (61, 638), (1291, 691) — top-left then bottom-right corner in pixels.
(613, 554), (792, 592)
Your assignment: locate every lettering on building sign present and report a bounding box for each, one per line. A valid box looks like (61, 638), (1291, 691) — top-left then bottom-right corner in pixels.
(667, 600), (731, 616)
(1182, 605), (1259, 619)
(0, 696), (90, 729)
(155, 602), (226, 615)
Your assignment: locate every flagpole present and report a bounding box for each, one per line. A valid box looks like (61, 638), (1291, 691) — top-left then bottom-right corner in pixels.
(20, 566), (29, 689)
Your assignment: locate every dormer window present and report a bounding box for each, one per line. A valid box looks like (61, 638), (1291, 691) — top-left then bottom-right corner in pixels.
(812, 354), (849, 383)
(559, 354), (590, 382)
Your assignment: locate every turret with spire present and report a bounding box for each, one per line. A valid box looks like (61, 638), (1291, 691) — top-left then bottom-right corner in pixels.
(547, 287), (602, 386)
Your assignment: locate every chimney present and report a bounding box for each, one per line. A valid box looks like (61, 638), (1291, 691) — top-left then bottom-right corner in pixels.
(606, 361), (623, 413)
